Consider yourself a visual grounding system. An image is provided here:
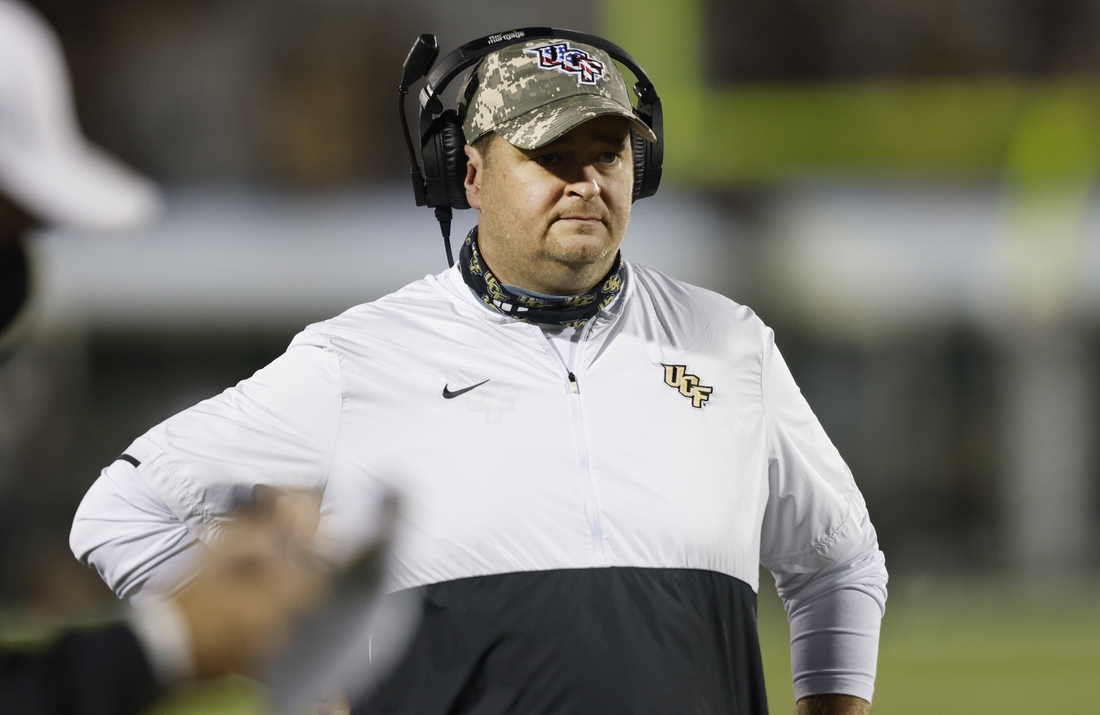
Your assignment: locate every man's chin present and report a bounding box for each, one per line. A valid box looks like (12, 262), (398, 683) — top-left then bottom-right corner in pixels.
(547, 224), (615, 254)
(544, 238), (616, 269)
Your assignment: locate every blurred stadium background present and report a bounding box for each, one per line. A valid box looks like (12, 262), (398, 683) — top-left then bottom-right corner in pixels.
(2, 0), (1099, 712)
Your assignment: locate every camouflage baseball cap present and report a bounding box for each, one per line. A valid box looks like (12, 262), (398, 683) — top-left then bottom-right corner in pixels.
(458, 38), (657, 151)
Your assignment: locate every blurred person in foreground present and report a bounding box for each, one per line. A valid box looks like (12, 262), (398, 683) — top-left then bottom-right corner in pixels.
(0, 3), (396, 713)
(0, 0), (160, 350)
(1, 492), (327, 715)
(71, 30), (888, 715)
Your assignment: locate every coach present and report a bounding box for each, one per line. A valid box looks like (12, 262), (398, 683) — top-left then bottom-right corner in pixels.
(72, 34), (887, 715)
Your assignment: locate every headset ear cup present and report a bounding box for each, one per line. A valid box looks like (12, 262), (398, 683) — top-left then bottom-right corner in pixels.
(438, 111), (470, 210)
(631, 129), (648, 203)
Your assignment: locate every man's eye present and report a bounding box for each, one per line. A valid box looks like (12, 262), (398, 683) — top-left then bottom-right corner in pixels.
(599, 152), (621, 165)
(535, 153), (559, 167)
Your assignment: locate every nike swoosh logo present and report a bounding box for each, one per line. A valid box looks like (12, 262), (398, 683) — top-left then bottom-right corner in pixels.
(442, 379), (490, 399)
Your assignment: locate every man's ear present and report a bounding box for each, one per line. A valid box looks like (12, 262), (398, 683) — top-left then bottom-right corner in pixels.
(464, 144), (483, 210)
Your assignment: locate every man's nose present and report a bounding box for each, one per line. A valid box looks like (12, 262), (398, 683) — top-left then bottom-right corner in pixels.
(566, 167), (601, 200)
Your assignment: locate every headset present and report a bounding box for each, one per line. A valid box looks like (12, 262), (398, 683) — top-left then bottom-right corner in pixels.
(397, 27), (664, 266)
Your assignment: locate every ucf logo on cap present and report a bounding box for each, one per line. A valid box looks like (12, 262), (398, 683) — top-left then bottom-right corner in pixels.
(525, 42), (606, 85)
(459, 37), (657, 151)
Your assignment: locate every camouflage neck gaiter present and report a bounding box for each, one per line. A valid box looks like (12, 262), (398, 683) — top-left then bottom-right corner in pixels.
(458, 226), (625, 328)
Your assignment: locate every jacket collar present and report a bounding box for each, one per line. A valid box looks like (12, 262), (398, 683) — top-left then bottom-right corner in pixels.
(430, 260), (633, 331)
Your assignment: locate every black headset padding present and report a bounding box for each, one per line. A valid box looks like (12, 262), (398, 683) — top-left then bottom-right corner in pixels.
(631, 129), (648, 203)
(437, 110), (470, 210)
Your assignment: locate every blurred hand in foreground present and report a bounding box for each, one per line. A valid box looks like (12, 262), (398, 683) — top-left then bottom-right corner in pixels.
(173, 491), (325, 679)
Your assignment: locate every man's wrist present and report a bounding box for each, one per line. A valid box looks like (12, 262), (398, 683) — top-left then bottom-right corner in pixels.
(797, 694), (872, 715)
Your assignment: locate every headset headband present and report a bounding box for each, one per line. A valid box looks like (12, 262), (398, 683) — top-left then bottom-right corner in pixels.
(418, 27), (659, 112)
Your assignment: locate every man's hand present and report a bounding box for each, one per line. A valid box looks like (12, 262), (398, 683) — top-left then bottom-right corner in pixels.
(173, 491), (325, 679)
(797, 694), (872, 715)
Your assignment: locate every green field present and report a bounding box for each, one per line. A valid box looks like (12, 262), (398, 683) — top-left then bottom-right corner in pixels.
(58, 578), (1097, 714)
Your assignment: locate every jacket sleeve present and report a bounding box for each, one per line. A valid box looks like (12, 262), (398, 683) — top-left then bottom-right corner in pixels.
(71, 329), (344, 600)
(70, 459), (206, 601)
(757, 327), (888, 703)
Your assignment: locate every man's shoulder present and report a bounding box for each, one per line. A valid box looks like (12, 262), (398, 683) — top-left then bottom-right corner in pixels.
(289, 273), (453, 349)
(625, 261), (763, 332)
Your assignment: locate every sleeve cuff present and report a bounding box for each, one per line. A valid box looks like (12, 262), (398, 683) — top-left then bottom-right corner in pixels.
(793, 672), (876, 703)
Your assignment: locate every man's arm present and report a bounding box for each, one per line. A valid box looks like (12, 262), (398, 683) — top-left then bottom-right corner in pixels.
(71, 334), (344, 600)
(776, 512), (887, 704)
(757, 324), (888, 707)
(72, 459), (206, 600)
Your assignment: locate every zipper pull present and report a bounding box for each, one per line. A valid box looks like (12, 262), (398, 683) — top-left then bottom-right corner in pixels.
(568, 372), (580, 394)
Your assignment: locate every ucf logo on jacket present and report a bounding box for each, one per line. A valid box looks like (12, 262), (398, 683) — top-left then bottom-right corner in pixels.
(662, 364), (713, 408)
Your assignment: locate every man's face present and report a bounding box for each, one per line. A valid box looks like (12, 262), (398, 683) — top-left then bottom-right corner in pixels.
(464, 115), (634, 295)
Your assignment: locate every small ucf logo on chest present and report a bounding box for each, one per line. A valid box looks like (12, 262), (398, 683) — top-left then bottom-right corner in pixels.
(662, 364), (713, 408)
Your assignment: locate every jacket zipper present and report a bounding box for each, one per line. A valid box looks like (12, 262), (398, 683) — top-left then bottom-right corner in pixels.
(533, 323), (607, 564)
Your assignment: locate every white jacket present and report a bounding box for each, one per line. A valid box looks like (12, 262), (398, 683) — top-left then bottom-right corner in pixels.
(72, 262), (887, 710)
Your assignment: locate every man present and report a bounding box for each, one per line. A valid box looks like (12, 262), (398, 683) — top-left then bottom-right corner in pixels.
(72, 35), (888, 715)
